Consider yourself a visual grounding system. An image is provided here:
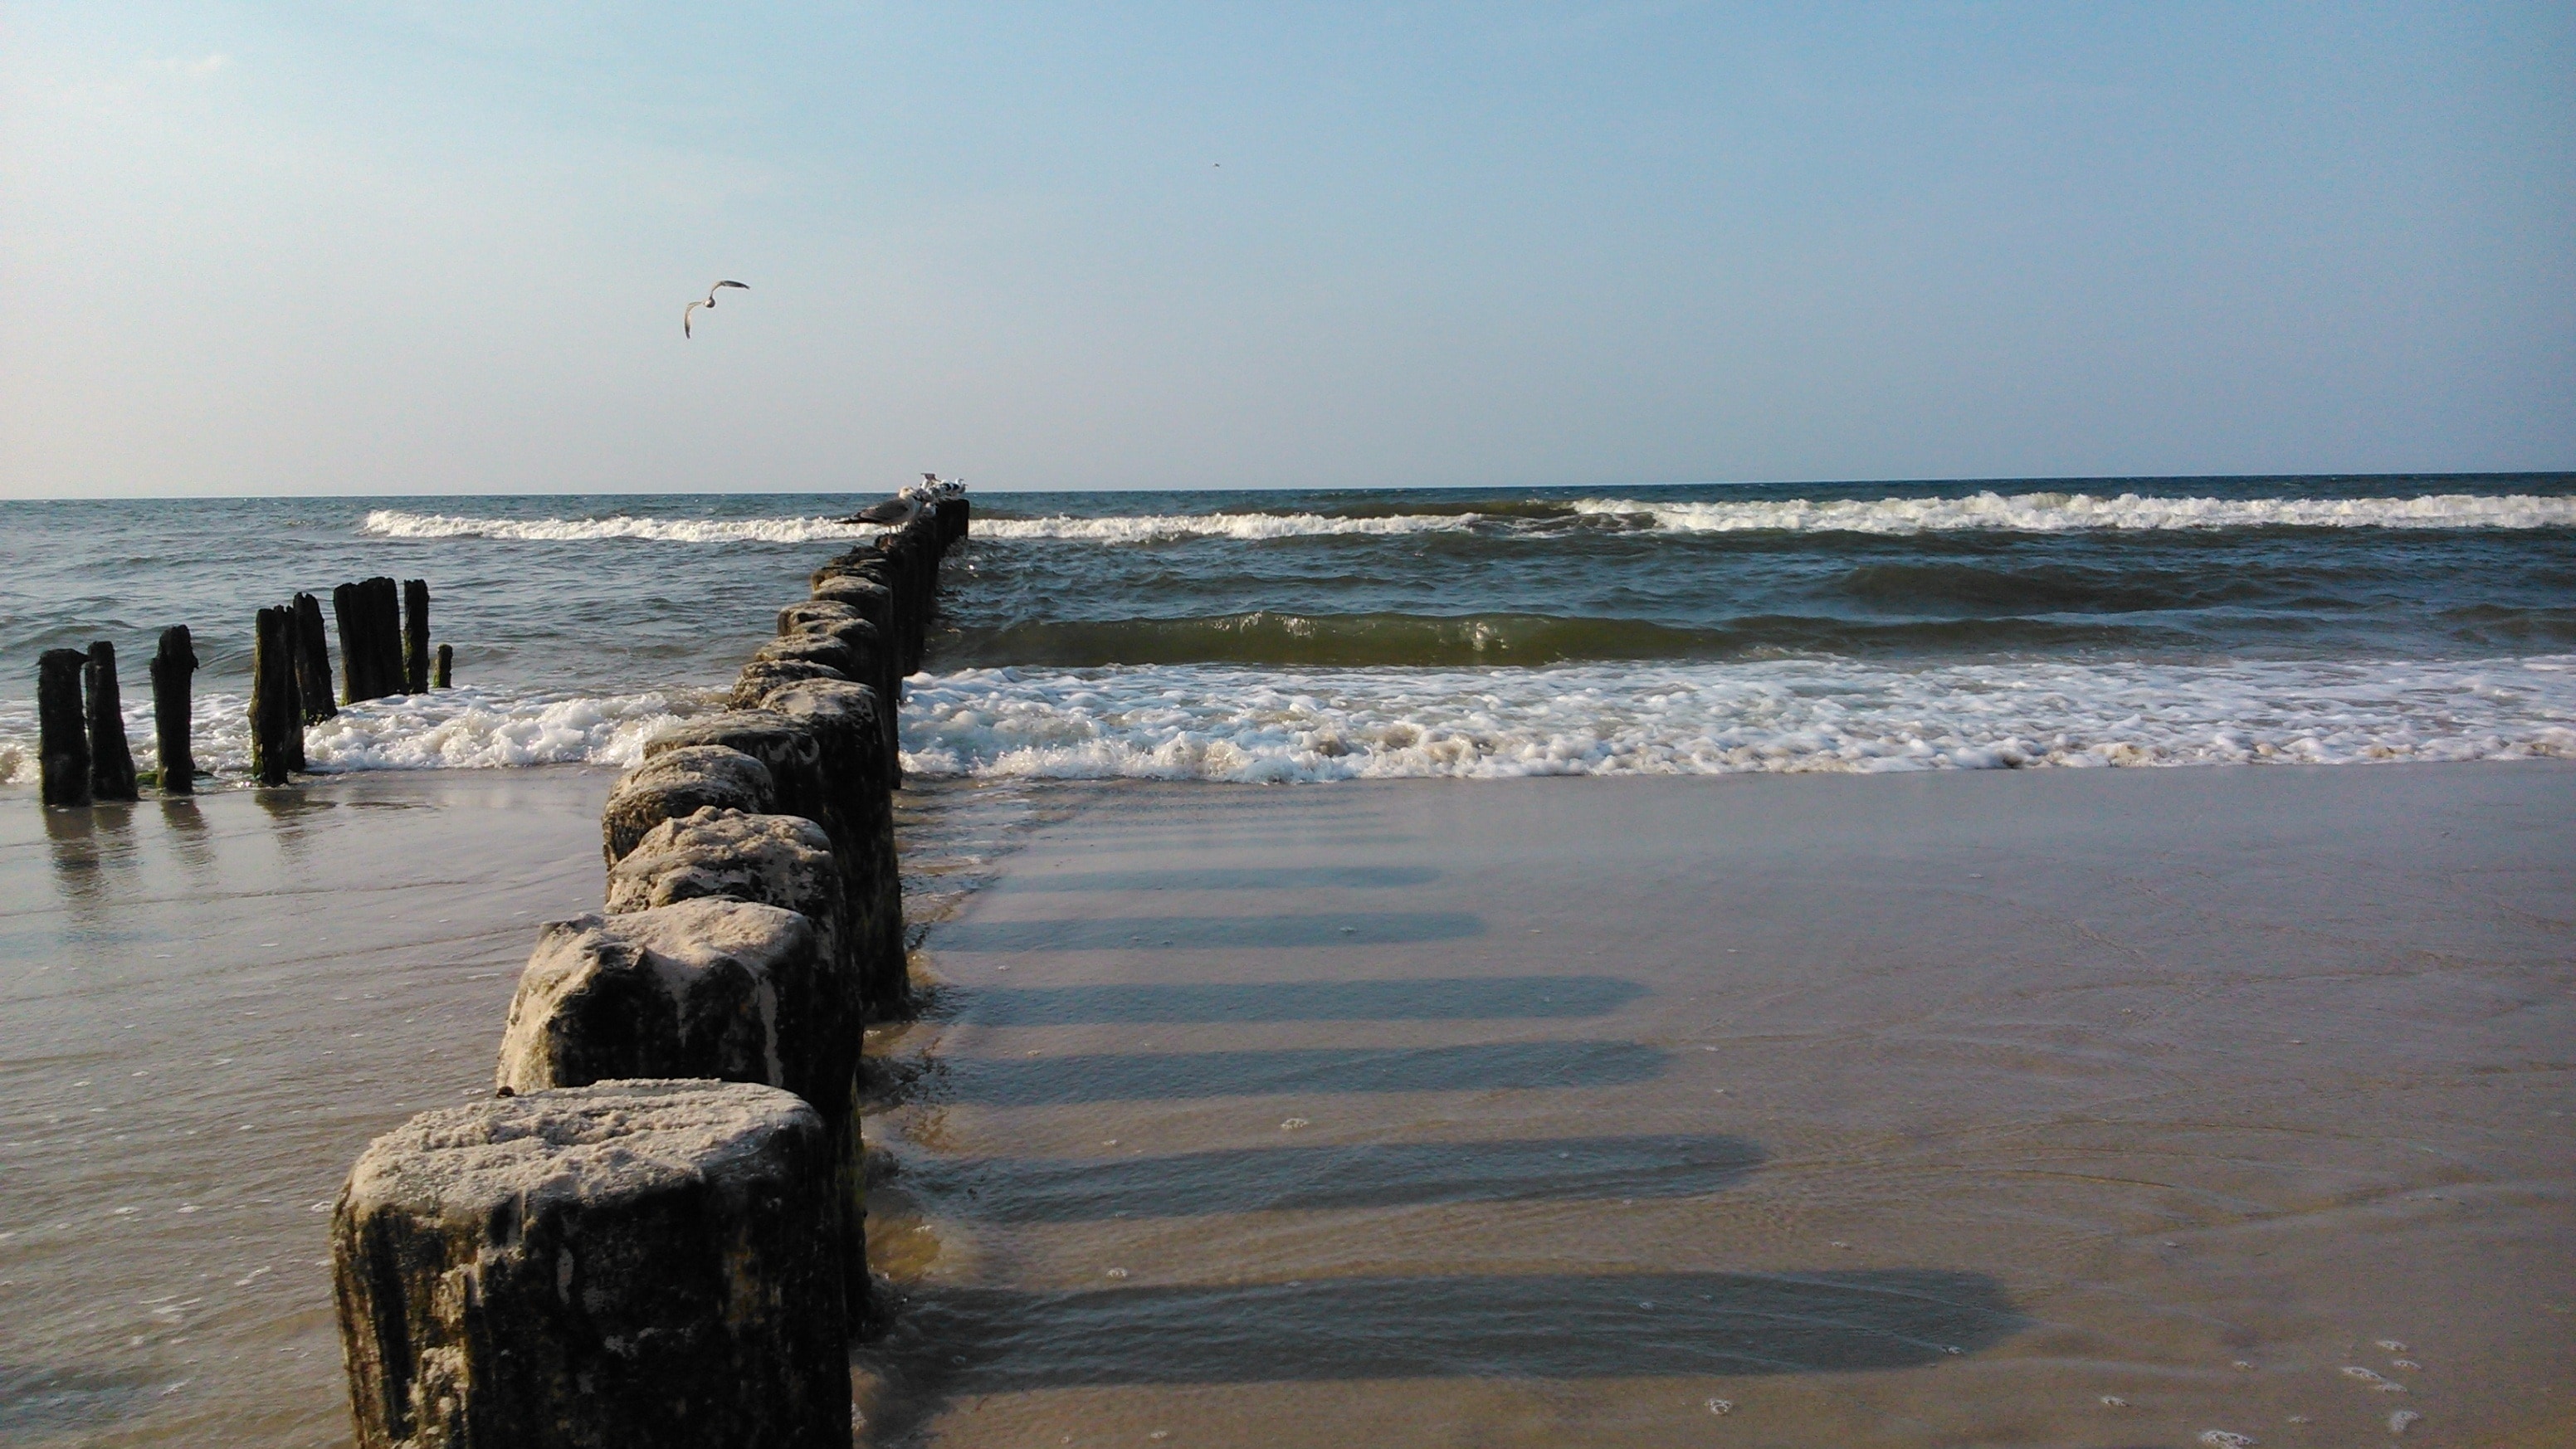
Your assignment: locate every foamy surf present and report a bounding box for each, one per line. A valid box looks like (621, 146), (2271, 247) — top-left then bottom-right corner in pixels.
(0, 685), (716, 785)
(1569, 490), (2576, 534)
(897, 655), (2576, 782)
(359, 510), (886, 544)
(972, 512), (1481, 542)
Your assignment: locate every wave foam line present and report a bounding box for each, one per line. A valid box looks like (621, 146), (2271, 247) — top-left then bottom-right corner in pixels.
(973, 512), (1480, 542)
(0, 686), (712, 784)
(360, 510), (884, 544)
(1573, 491), (2576, 534)
(897, 656), (2576, 782)
(359, 493), (2576, 546)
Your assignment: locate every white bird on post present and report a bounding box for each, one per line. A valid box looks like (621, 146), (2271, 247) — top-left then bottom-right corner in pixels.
(684, 281), (749, 339)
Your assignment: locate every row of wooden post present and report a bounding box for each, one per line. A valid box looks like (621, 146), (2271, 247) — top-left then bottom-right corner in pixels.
(37, 631), (197, 807)
(248, 577), (445, 785)
(37, 578), (451, 805)
(331, 491), (969, 1449)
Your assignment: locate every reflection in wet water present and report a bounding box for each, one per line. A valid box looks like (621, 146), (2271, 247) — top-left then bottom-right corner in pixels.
(959, 975), (1645, 1024)
(906, 1134), (1766, 1222)
(936, 1042), (1669, 1105)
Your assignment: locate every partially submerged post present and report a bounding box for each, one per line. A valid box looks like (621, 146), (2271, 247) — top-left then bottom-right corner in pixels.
(331, 583), (373, 703)
(331, 1080), (850, 1449)
(433, 643), (452, 689)
(333, 577), (408, 703)
(291, 594), (339, 724)
(149, 627), (198, 796)
(82, 642), (139, 802)
(402, 578), (430, 695)
(249, 607), (302, 784)
(36, 649), (92, 808)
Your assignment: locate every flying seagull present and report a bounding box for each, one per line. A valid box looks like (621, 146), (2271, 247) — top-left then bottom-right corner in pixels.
(684, 281), (749, 339)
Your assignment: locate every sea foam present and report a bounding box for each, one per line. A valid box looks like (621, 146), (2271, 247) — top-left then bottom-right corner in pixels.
(359, 510), (885, 544)
(0, 685), (712, 784)
(1571, 490), (2576, 534)
(360, 492), (2576, 548)
(897, 655), (2576, 782)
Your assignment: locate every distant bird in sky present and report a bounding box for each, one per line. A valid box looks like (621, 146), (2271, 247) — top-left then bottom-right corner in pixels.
(683, 281), (749, 339)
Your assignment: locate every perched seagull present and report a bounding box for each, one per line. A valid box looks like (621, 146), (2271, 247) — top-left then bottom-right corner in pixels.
(683, 281), (749, 339)
(849, 495), (922, 524)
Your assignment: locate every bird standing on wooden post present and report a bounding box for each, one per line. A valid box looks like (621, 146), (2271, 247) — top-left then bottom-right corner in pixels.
(684, 281), (749, 339)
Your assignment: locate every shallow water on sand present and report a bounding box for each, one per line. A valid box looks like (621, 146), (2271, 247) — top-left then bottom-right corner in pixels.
(2, 764), (2569, 1447)
(0, 771), (611, 1447)
(861, 764), (2576, 1447)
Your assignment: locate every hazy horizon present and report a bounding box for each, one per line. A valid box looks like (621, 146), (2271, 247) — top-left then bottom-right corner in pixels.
(6, 4), (2570, 500)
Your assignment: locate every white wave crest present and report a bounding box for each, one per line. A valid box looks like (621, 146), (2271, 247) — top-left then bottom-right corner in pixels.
(359, 510), (883, 544)
(973, 511), (1479, 542)
(356, 492), (2575, 548)
(1573, 490), (2576, 534)
(898, 656), (2576, 783)
(0, 685), (715, 784)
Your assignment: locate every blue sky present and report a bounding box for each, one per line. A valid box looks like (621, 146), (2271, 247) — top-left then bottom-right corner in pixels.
(3, 2), (2569, 496)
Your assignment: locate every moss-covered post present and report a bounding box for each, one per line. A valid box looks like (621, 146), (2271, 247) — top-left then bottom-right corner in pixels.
(402, 578), (430, 695)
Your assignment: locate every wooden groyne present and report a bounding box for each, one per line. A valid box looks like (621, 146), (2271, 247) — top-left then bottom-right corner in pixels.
(31, 579), (448, 803)
(330, 483), (968, 1448)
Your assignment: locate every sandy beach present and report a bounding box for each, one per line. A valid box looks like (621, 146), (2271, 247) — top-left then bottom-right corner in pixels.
(4, 762), (2570, 1447)
(865, 764), (2575, 1447)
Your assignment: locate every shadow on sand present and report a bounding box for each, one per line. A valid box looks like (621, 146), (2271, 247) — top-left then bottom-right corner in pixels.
(928, 1042), (1668, 1106)
(858, 1269), (2026, 1432)
(934, 911), (1485, 952)
(900, 1133), (1767, 1222)
(955, 975), (1646, 1025)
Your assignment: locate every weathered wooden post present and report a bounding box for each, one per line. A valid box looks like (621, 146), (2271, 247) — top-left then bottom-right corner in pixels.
(433, 643), (452, 689)
(291, 593), (339, 724)
(402, 578), (430, 694)
(332, 578), (407, 702)
(755, 678), (906, 1017)
(495, 899), (872, 1325)
(331, 1080), (851, 1449)
(149, 627), (198, 795)
(83, 642), (140, 802)
(37, 650), (92, 807)
(600, 745), (777, 866)
(331, 583), (373, 703)
(250, 607), (301, 784)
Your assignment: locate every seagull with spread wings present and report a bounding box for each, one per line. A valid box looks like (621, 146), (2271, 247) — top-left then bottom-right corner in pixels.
(684, 281), (749, 339)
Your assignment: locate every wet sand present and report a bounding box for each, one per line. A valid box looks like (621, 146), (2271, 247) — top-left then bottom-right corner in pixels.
(3, 764), (2569, 1447)
(0, 770), (615, 1447)
(867, 764), (2576, 1447)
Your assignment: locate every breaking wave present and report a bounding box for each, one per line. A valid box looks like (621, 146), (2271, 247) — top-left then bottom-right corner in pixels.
(897, 655), (2576, 782)
(0, 685), (715, 785)
(971, 512), (1480, 542)
(1572, 490), (2576, 535)
(359, 510), (884, 544)
(359, 492), (2576, 549)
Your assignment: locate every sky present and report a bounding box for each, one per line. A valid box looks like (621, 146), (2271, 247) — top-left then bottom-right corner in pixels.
(2, 2), (2570, 497)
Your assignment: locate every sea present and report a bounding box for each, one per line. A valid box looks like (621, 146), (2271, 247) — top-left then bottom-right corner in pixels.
(3, 474), (2574, 784)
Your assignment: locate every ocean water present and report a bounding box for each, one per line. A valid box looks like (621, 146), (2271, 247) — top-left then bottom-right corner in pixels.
(2, 475), (2572, 785)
